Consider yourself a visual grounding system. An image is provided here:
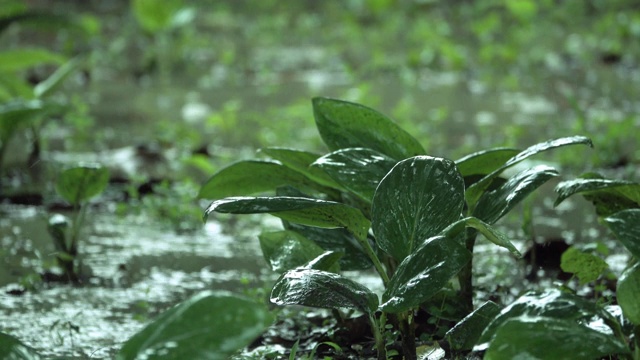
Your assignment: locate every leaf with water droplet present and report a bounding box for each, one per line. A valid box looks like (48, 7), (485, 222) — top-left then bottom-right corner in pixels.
(617, 263), (640, 325)
(456, 147), (520, 177)
(605, 209), (640, 259)
(372, 156), (465, 262)
(555, 176), (640, 217)
(259, 147), (344, 190)
(259, 230), (338, 273)
(446, 300), (501, 351)
(442, 217), (521, 257)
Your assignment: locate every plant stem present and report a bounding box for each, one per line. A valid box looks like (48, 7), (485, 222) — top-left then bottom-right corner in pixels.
(356, 234), (390, 286)
(399, 311), (417, 360)
(458, 230), (477, 313)
(369, 313), (386, 360)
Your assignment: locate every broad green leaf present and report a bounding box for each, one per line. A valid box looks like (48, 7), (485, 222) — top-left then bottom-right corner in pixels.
(442, 216), (521, 257)
(604, 209), (640, 259)
(445, 300), (501, 351)
(0, 48), (66, 72)
(560, 246), (608, 285)
(285, 223), (372, 270)
(372, 156), (465, 262)
(312, 97), (425, 160)
(617, 263), (640, 325)
(34, 57), (82, 98)
(205, 196), (371, 241)
(198, 161), (316, 199)
(312, 148), (397, 202)
(301, 251), (343, 271)
(455, 147), (520, 177)
(476, 288), (619, 350)
(474, 165), (559, 225)
(0, 332), (41, 359)
(117, 291), (273, 360)
(55, 164), (109, 206)
(483, 315), (629, 360)
(380, 235), (472, 313)
(270, 268), (378, 314)
(132, 0), (184, 33)
(555, 177), (640, 217)
(259, 147), (343, 190)
(466, 136), (592, 208)
(259, 230), (337, 273)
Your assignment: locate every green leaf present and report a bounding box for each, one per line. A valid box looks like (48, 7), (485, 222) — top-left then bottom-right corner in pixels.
(477, 288), (620, 350)
(0, 332), (41, 359)
(0, 48), (66, 72)
(483, 315), (628, 360)
(198, 161), (315, 199)
(55, 164), (109, 206)
(466, 136), (592, 208)
(455, 147), (520, 177)
(205, 196), (371, 241)
(259, 147), (343, 190)
(372, 156), (465, 262)
(270, 268), (378, 314)
(443, 217), (521, 257)
(380, 235), (472, 313)
(560, 246), (608, 285)
(312, 148), (397, 202)
(605, 209), (640, 259)
(117, 291), (273, 360)
(301, 251), (343, 271)
(312, 97), (425, 160)
(617, 263), (640, 325)
(258, 230), (337, 273)
(555, 177), (640, 217)
(474, 165), (559, 225)
(445, 300), (502, 351)
(34, 57), (82, 98)
(131, 0), (184, 33)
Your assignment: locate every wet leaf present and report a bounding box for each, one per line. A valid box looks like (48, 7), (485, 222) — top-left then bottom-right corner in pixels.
(312, 148), (396, 202)
(443, 217), (521, 257)
(55, 164), (109, 206)
(270, 268), (378, 314)
(301, 251), (343, 271)
(198, 161), (315, 199)
(205, 196), (371, 241)
(466, 136), (592, 208)
(0, 331), (41, 359)
(455, 147), (520, 177)
(604, 209), (640, 259)
(117, 291), (273, 360)
(617, 263), (640, 325)
(555, 176), (640, 217)
(380, 235), (471, 313)
(312, 97), (425, 160)
(259, 147), (343, 190)
(476, 288), (620, 350)
(445, 300), (502, 351)
(259, 230), (338, 273)
(372, 156), (465, 262)
(560, 246), (608, 285)
(474, 165), (558, 225)
(483, 315), (629, 360)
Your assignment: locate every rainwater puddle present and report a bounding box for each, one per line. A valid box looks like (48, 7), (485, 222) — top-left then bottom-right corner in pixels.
(0, 204), (269, 358)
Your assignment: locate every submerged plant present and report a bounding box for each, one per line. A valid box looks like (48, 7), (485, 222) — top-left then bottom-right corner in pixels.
(48, 163), (108, 282)
(200, 97), (593, 359)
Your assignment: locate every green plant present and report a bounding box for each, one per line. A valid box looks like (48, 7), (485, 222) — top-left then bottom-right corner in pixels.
(200, 97), (593, 359)
(48, 163), (109, 282)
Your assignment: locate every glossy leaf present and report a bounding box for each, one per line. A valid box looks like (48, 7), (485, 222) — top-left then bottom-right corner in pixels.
(0, 48), (65, 72)
(483, 315), (629, 360)
(474, 165), (559, 225)
(259, 147), (343, 190)
(380, 235), (472, 313)
(270, 268), (378, 314)
(117, 291), (273, 360)
(466, 136), (592, 208)
(443, 216), (522, 258)
(205, 196), (370, 241)
(301, 251), (343, 271)
(312, 97), (425, 160)
(312, 148), (396, 202)
(258, 230), (336, 273)
(617, 263), (640, 325)
(0, 332), (41, 359)
(198, 161), (315, 199)
(55, 164), (109, 206)
(372, 156), (465, 262)
(555, 177), (640, 217)
(476, 288), (620, 350)
(455, 147), (520, 177)
(445, 300), (501, 351)
(604, 209), (640, 259)
(560, 246), (608, 285)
